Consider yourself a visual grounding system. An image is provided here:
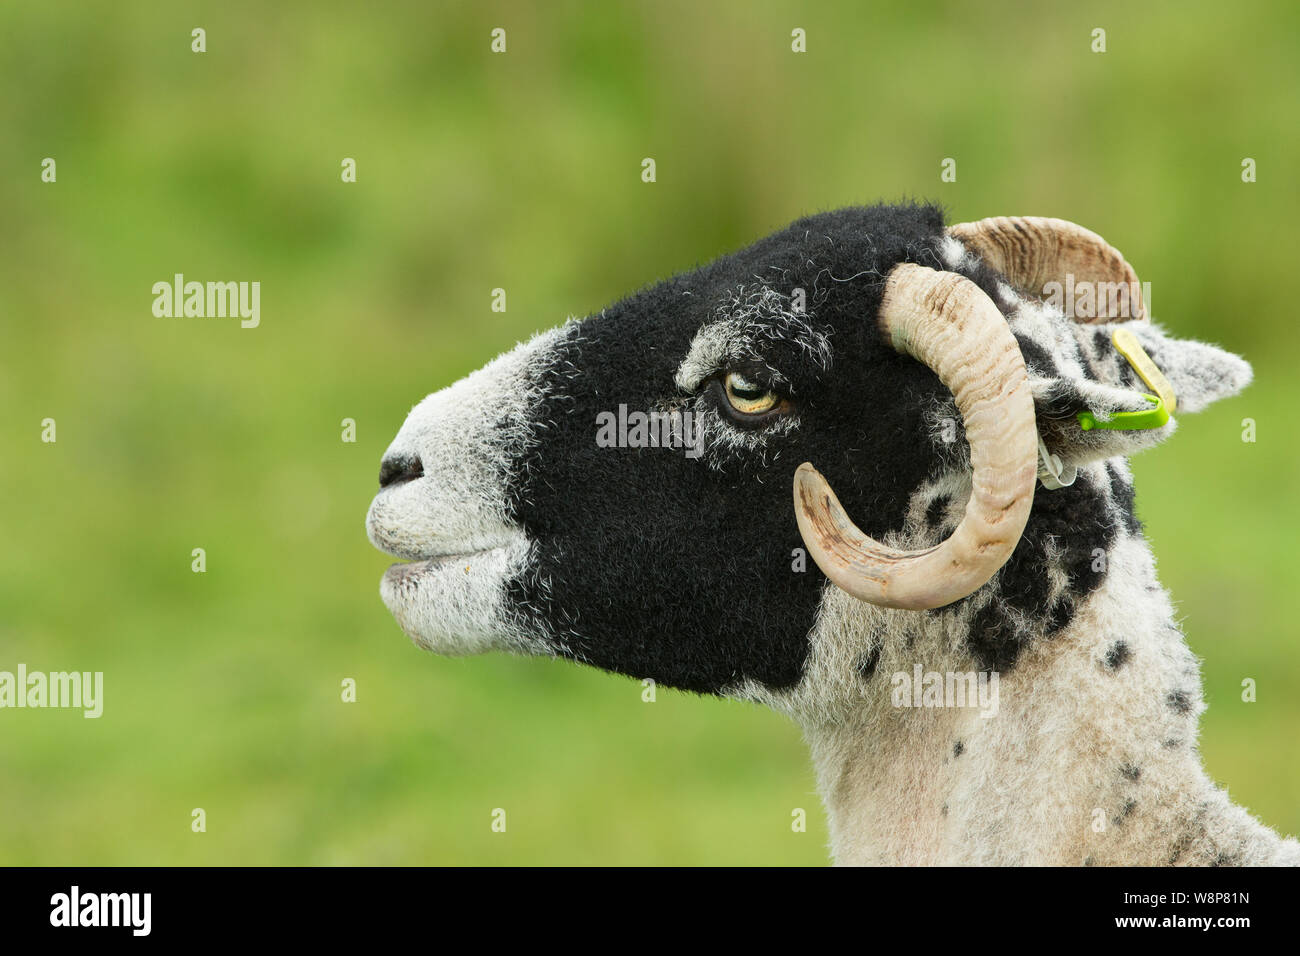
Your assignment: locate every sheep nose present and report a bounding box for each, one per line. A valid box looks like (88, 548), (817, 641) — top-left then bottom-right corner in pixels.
(379, 453), (424, 489)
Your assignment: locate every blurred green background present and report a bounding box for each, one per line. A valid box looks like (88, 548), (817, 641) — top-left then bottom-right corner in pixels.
(1, 0), (1296, 865)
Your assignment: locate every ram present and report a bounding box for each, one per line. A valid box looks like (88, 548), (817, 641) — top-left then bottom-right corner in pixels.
(366, 203), (1297, 866)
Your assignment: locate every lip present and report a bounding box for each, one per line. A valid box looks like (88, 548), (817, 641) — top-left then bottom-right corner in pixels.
(382, 548), (503, 585)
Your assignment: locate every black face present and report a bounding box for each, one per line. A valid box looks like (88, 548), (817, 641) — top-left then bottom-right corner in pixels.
(504, 204), (958, 693)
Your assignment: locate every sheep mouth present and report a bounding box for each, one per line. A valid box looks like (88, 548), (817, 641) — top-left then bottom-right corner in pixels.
(383, 549), (505, 584)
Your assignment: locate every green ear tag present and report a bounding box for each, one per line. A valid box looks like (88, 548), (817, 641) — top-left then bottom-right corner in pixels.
(1076, 328), (1177, 432)
(1077, 393), (1170, 431)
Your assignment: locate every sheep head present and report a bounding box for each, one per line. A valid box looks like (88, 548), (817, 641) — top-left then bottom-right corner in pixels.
(365, 203), (1251, 702)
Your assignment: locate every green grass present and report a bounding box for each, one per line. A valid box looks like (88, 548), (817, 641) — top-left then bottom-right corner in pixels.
(0, 0), (1296, 864)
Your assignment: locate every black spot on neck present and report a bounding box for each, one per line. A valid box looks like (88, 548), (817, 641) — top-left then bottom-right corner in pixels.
(1167, 808), (1209, 864)
(1104, 640), (1131, 671)
(959, 469), (1116, 672)
(857, 645), (881, 683)
(1168, 836), (1190, 865)
(1112, 799), (1137, 825)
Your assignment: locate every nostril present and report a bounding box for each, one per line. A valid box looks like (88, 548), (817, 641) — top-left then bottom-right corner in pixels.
(379, 453), (424, 489)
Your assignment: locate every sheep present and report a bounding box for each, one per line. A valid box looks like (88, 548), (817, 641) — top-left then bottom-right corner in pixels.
(366, 202), (1298, 866)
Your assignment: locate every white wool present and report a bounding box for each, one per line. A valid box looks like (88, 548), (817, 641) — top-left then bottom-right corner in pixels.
(366, 326), (568, 657)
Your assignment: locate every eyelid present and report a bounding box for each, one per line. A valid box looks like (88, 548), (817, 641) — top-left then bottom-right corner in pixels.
(720, 360), (783, 393)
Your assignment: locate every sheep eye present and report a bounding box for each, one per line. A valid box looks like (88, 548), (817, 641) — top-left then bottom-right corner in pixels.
(723, 371), (781, 415)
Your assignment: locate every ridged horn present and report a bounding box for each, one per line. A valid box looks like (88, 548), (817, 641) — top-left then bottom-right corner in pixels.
(949, 216), (1146, 322)
(793, 263), (1038, 610)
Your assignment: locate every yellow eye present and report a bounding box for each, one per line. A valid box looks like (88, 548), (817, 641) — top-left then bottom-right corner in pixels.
(723, 371), (781, 415)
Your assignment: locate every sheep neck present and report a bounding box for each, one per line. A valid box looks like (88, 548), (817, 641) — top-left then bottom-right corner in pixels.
(796, 540), (1296, 866)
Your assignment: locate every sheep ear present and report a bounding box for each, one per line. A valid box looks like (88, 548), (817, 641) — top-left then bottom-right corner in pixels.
(1029, 323), (1252, 471)
(1120, 322), (1254, 415)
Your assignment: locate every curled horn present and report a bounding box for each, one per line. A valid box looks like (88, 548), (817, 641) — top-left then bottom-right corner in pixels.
(793, 264), (1037, 610)
(948, 216), (1146, 322)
